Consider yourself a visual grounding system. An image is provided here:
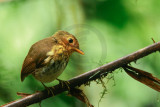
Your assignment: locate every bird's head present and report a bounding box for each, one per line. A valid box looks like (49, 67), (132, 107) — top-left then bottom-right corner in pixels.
(53, 31), (84, 55)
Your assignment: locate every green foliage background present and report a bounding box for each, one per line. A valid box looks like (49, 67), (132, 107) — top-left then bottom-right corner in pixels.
(0, 0), (160, 107)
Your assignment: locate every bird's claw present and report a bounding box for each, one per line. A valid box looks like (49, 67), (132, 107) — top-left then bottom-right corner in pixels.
(41, 82), (55, 96)
(56, 79), (70, 91)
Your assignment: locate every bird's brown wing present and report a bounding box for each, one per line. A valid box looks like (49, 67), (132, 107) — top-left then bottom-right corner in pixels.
(21, 37), (55, 81)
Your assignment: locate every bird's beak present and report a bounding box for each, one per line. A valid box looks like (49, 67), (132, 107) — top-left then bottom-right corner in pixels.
(73, 48), (84, 55)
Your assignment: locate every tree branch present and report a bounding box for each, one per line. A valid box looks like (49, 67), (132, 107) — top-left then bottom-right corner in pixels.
(2, 42), (160, 107)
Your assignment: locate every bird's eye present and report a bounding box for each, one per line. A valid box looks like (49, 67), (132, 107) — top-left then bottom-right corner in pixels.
(68, 38), (73, 43)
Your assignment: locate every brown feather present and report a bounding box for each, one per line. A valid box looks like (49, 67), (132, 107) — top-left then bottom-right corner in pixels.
(21, 37), (56, 81)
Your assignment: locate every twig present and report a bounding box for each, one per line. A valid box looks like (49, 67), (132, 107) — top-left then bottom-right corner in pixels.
(2, 42), (160, 107)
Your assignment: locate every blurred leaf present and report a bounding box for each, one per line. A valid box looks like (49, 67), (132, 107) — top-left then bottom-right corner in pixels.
(68, 88), (94, 107)
(123, 65), (160, 92)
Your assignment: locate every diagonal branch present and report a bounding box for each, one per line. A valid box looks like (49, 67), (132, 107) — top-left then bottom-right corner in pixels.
(2, 42), (160, 107)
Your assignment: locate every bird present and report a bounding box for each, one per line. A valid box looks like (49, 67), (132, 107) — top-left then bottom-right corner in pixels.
(21, 31), (84, 87)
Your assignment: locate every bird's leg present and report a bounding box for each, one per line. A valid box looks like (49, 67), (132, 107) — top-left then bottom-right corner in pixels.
(56, 78), (70, 91)
(41, 82), (55, 96)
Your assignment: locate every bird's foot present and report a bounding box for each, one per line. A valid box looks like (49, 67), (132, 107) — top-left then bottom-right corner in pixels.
(41, 82), (55, 96)
(56, 79), (70, 91)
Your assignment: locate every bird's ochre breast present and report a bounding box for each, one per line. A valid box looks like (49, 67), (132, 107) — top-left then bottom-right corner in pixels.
(32, 45), (70, 83)
(33, 58), (68, 83)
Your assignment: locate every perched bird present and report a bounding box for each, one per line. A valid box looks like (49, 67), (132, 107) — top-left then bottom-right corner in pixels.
(21, 31), (84, 85)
